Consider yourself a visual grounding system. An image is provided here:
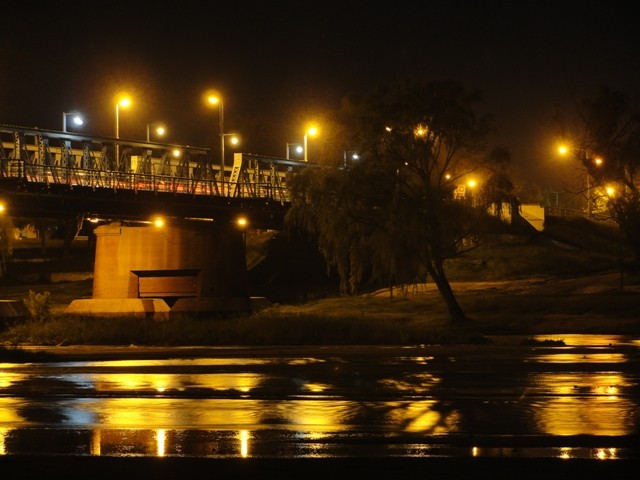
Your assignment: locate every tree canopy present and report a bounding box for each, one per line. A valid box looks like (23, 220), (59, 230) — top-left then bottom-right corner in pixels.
(285, 79), (511, 324)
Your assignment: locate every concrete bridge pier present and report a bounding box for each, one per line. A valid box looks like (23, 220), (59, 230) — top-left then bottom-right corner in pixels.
(66, 220), (251, 319)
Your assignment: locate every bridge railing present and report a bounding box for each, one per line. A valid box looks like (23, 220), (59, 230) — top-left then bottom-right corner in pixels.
(1, 159), (293, 202)
(0, 125), (315, 203)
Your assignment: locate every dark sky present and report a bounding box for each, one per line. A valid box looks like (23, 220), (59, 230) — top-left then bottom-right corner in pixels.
(1, 1), (639, 186)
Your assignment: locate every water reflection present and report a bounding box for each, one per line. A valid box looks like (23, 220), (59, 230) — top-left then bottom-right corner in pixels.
(0, 339), (639, 459)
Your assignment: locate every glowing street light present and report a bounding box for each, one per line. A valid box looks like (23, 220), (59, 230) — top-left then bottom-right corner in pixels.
(206, 92), (225, 181)
(146, 123), (166, 142)
(114, 96), (131, 162)
(286, 143), (303, 159)
(224, 133), (240, 147)
(343, 150), (360, 167)
(115, 96), (131, 139)
(556, 142), (604, 215)
(303, 125), (318, 162)
(62, 112), (84, 132)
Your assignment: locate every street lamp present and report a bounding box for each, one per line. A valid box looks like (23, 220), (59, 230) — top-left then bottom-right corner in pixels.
(115, 96), (131, 139)
(146, 123), (166, 142)
(224, 133), (240, 167)
(557, 142), (604, 215)
(114, 96), (131, 162)
(303, 126), (318, 162)
(207, 93), (225, 180)
(343, 151), (360, 167)
(286, 143), (303, 159)
(62, 112), (84, 132)
(224, 133), (240, 148)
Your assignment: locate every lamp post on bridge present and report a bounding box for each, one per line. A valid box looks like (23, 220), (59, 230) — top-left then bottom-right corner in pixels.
(62, 112), (84, 132)
(206, 93), (225, 182)
(223, 133), (240, 176)
(303, 126), (318, 162)
(223, 133), (240, 150)
(146, 123), (166, 142)
(286, 143), (303, 159)
(115, 96), (131, 162)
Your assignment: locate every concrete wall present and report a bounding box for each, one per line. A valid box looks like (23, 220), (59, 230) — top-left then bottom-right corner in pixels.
(92, 221), (248, 300)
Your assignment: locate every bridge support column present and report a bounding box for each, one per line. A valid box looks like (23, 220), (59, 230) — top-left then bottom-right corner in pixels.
(66, 220), (249, 318)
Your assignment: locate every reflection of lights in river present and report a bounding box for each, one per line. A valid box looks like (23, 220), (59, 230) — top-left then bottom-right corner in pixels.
(386, 400), (461, 433)
(0, 399), (24, 423)
(91, 429), (101, 455)
(0, 427), (7, 454)
(533, 353), (629, 363)
(379, 373), (441, 394)
(596, 448), (618, 460)
(156, 429), (166, 456)
(0, 371), (20, 388)
(273, 400), (353, 430)
(559, 447), (571, 459)
(88, 372), (262, 394)
(239, 429), (249, 457)
(531, 372), (635, 435)
(304, 383), (328, 393)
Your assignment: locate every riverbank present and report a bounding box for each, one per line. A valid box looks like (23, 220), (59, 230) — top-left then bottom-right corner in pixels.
(1, 268), (640, 353)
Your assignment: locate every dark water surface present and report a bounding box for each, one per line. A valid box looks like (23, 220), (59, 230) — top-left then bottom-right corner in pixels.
(1, 335), (639, 463)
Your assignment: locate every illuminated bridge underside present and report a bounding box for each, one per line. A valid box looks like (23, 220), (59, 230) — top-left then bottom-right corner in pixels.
(0, 124), (315, 316)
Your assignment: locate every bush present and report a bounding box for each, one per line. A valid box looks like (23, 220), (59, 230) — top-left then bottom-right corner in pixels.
(22, 290), (52, 322)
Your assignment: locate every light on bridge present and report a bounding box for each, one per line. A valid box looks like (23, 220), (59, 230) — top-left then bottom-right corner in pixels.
(205, 90), (226, 181)
(236, 216), (248, 229)
(303, 125), (319, 162)
(147, 123), (167, 142)
(62, 112), (84, 132)
(286, 143), (303, 159)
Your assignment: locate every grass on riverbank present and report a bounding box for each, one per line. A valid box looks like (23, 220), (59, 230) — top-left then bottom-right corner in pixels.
(1, 270), (639, 349)
(1, 216), (639, 349)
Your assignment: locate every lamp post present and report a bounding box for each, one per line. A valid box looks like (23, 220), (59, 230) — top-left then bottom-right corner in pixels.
(223, 133), (239, 147)
(146, 123), (166, 142)
(343, 151), (360, 167)
(115, 97), (131, 139)
(62, 112), (84, 132)
(303, 126), (318, 162)
(223, 133), (240, 167)
(115, 97), (131, 161)
(207, 94), (225, 181)
(557, 143), (603, 215)
(286, 143), (303, 159)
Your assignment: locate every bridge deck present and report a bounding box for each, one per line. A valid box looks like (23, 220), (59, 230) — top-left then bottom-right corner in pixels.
(0, 124), (315, 229)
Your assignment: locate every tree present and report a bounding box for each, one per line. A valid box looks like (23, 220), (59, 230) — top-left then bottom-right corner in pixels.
(286, 79), (507, 324)
(556, 86), (640, 268)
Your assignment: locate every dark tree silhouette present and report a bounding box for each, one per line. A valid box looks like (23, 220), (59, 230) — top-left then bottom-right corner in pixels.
(286, 79), (508, 324)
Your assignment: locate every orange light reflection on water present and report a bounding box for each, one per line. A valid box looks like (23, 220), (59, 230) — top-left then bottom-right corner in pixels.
(530, 372), (635, 435)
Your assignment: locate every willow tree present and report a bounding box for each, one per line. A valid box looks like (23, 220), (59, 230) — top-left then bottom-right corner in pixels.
(286, 79), (506, 324)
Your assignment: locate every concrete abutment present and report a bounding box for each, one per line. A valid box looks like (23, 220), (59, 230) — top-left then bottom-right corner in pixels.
(66, 221), (256, 319)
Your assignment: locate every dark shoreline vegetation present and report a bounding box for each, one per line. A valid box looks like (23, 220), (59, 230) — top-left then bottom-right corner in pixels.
(1, 216), (639, 359)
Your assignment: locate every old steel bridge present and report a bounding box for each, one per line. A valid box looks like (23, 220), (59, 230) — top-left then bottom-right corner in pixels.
(0, 124), (314, 231)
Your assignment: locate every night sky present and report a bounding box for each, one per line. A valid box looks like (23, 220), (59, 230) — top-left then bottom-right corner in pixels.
(1, 1), (639, 187)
